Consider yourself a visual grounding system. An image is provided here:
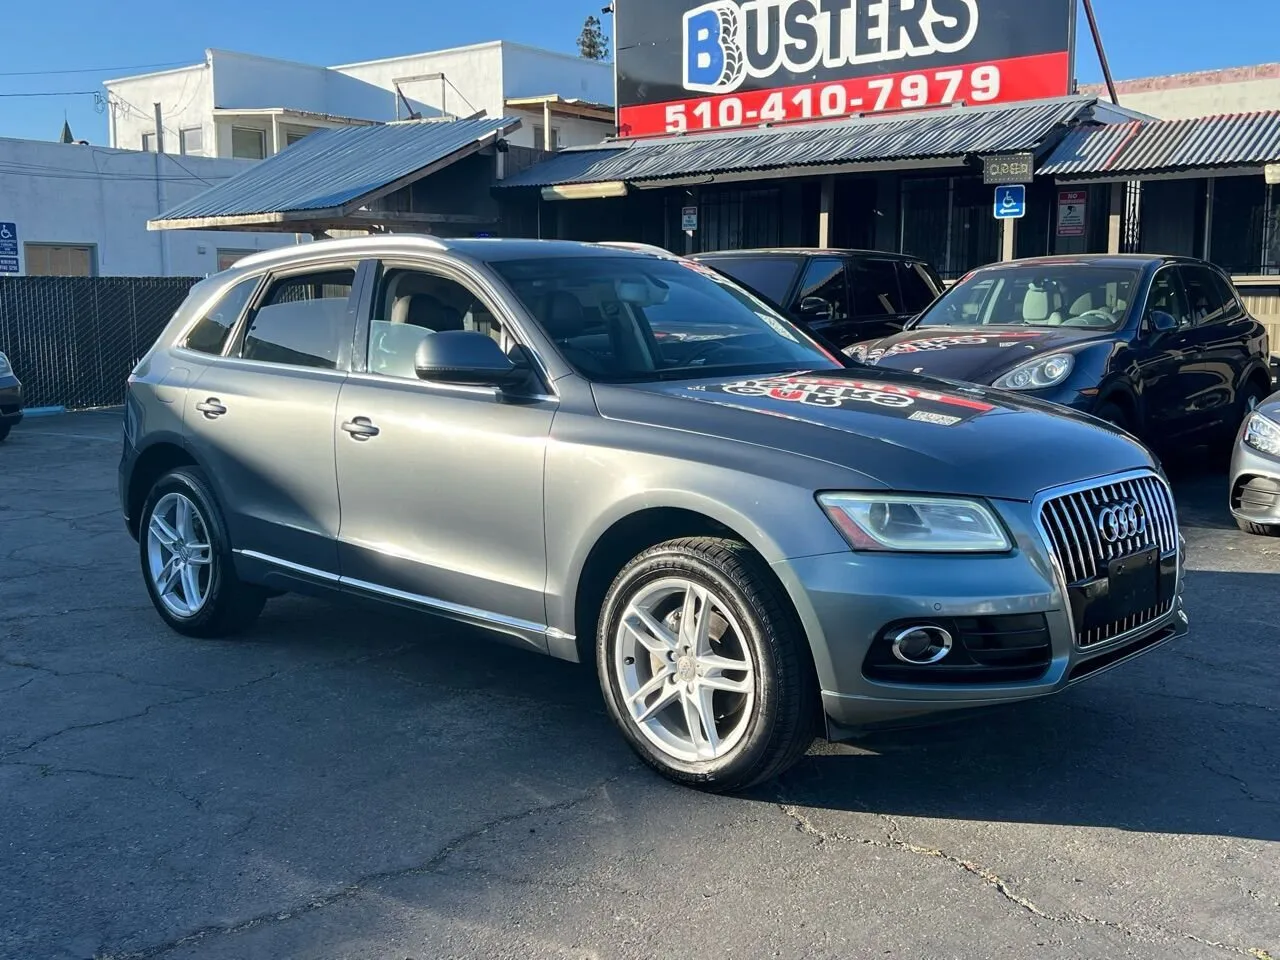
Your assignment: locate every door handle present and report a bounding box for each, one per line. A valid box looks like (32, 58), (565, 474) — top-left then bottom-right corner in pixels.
(341, 417), (380, 441)
(195, 398), (227, 419)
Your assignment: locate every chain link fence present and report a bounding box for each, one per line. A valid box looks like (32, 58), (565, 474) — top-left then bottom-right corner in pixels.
(0, 276), (199, 410)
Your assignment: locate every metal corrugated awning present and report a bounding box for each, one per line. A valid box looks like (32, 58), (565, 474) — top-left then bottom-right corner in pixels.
(150, 116), (520, 231)
(497, 98), (1097, 191)
(1042, 111), (1280, 180)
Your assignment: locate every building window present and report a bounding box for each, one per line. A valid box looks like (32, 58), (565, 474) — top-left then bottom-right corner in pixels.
(532, 125), (560, 150)
(285, 130), (311, 146)
(141, 132), (157, 153)
(216, 249), (257, 272)
(231, 127), (266, 160)
(24, 243), (95, 277)
(179, 127), (204, 156)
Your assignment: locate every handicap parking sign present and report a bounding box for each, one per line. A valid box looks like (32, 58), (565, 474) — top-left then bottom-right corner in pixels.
(994, 186), (1026, 220)
(0, 222), (17, 273)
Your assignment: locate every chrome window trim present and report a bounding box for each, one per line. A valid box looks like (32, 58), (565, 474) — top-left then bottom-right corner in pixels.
(234, 549), (574, 642)
(171, 351), (351, 380)
(344, 370), (559, 404)
(1031, 468), (1183, 654)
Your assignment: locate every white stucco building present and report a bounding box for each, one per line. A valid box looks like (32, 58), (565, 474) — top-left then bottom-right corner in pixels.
(0, 137), (299, 277)
(104, 42), (614, 161)
(1083, 63), (1280, 119)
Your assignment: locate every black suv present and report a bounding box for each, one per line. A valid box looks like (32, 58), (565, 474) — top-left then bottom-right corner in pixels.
(850, 255), (1273, 449)
(691, 249), (944, 349)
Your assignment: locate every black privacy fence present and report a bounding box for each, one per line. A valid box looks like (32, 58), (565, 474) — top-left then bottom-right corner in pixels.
(0, 276), (199, 410)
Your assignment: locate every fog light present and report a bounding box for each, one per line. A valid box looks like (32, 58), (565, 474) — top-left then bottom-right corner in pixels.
(891, 626), (953, 665)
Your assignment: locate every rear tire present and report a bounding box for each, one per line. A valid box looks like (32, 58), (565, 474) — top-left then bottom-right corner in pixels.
(139, 466), (267, 638)
(0, 422), (10, 443)
(597, 537), (818, 792)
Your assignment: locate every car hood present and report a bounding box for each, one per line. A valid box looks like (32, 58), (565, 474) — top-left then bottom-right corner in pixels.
(853, 326), (1114, 383)
(592, 368), (1156, 502)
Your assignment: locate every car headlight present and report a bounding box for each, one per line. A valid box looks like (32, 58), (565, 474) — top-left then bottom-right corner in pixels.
(818, 493), (1012, 553)
(1244, 412), (1280, 457)
(992, 353), (1074, 391)
(0, 352), (10, 376)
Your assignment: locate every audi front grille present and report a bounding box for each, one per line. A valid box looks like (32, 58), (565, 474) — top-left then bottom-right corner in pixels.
(1038, 473), (1180, 648)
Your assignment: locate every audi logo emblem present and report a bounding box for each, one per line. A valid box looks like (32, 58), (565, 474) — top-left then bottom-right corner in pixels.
(1098, 500), (1146, 543)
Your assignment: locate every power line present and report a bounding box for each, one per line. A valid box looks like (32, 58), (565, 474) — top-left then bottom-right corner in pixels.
(0, 90), (99, 98)
(0, 60), (193, 78)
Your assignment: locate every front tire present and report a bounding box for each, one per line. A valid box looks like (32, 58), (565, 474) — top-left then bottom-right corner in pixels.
(597, 537), (817, 792)
(0, 422), (10, 443)
(139, 466), (266, 638)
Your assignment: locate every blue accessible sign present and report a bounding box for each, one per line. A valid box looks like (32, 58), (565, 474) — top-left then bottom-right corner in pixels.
(994, 185), (1026, 220)
(0, 222), (18, 273)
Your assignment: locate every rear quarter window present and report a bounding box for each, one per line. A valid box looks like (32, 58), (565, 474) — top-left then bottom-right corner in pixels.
(183, 277), (261, 356)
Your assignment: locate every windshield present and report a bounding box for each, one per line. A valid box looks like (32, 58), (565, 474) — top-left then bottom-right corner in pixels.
(917, 265), (1141, 331)
(490, 256), (841, 383)
(694, 256), (803, 306)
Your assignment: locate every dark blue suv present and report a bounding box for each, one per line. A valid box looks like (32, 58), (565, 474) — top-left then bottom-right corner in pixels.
(848, 255), (1273, 449)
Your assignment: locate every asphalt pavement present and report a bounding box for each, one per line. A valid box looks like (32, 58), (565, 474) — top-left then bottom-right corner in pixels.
(1, 411), (1276, 960)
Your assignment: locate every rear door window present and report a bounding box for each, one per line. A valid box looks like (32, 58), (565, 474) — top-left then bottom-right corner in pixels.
(793, 258), (848, 321)
(848, 258), (903, 318)
(1180, 266), (1237, 325)
(696, 256), (802, 306)
(240, 268), (356, 369)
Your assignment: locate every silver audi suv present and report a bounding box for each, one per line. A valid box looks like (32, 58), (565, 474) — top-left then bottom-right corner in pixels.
(120, 237), (1188, 791)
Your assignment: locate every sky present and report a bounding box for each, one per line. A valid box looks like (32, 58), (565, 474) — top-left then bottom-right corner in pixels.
(0, 0), (1276, 144)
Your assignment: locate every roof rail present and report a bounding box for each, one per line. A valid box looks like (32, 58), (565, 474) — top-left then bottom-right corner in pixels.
(231, 234), (450, 270)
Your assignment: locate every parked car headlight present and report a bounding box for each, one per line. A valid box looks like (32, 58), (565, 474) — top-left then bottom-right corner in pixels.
(0, 352), (10, 376)
(992, 354), (1074, 391)
(818, 493), (1012, 553)
(1244, 412), (1280, 458)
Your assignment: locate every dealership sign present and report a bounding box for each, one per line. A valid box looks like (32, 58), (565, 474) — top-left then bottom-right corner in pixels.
(616, 0), (1076, 138)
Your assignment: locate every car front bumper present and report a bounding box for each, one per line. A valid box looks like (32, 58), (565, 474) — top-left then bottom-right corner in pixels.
(0, 375), (23, 426)
(1229, 429), (1280, 529)
(773, 492), (1187, 735)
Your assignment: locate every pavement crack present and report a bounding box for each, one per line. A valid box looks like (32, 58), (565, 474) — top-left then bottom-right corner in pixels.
(0, 760), (205, 809)
(779, 803), (1088, 924)
(98, 778), (617, 960)
(1200, 758), (1279, 805)
(0, 671), (283, 760)
(779, 803), (1275, 958)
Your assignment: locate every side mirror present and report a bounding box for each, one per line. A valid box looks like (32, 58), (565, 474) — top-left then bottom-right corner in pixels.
(414, 331), (527, 388)
(1147, 310), (1178, 335)
(798, 297), (834, 321)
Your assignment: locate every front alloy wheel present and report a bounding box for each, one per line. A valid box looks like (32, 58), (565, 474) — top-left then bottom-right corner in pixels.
(615, 578), (756, 763)
(598, 537), (818, 792)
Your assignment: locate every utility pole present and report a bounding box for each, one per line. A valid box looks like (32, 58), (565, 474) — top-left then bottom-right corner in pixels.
(153, 103), (171, 276)
(1081, 0), (1120, 106)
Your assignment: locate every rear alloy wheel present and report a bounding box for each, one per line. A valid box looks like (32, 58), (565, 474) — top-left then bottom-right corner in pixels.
(139, 466), (267, 638)
(598, 537), (817, 792)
